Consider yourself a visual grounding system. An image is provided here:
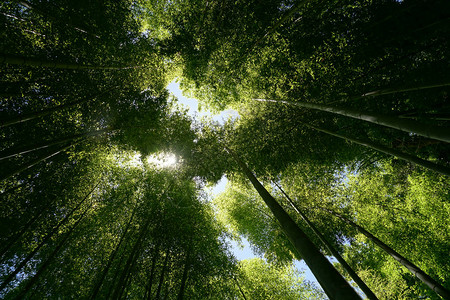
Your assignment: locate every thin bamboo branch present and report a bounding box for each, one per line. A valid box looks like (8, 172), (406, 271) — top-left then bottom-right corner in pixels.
(0, 54), (139, 70)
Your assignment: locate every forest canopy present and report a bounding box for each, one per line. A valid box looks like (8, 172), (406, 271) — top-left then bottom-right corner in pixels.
(0, 0), (449, 299)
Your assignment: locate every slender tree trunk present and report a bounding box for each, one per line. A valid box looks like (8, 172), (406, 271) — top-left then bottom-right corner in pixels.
(316, 207), (450, 299)
(225, 146), (361, 300)
(112, 219), (151, 299)
(113, 243), (139, 300)
(0, 209), (45, 263)
(234, 276), (248, 300)
(274, 182), (378, 300)
(0, 54), (138, 70)
(145, 241), (161, 300)
(0, 143), (73, 182)
(253, 98), (450, 143)
(0, 128), (111, 161)
(121, 241), (144, 299)
(105, 249), (128, 299)
(176, 248), (191, 300)
(0, 181), (99, 291)
(361, 82), (450, 98)
(14, 203), (92, 299)
(16, 0), (101, 39)
(115, 203), (150, 299)
(0, 94), (98, 128)
(163, 279), (171, 300)
(399, 113), (450, 121)
(89, 205), (137, 299)
(300, 122), (450, 176)
(155, 250), (170, 300)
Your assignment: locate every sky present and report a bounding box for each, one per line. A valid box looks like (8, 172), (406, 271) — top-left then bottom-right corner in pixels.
(167, 80), (324, 290)
(167, 81), (239, 125)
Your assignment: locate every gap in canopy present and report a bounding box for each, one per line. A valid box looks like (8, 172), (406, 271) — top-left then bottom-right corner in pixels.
(167, 79), (240, 125)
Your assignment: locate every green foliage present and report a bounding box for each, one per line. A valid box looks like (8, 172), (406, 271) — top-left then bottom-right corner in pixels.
(235, 258), (327, 300)
(337, 163), (450, 299)
(171, 0), (450, 174)
(1, 147), (237, 298)
(1, 0), (449, 298)
(0, 0), (172, 186)
(214, 180), (298, 264)
(275, 162), (355, 254)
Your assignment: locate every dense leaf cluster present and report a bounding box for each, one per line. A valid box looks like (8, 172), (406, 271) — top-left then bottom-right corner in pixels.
(1, 0), (449, 299)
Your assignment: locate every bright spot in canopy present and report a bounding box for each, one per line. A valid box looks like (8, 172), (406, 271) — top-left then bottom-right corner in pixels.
(128, 153), (143, 167)
(111, 151), (143, 170)
(146, 152), (178, 169)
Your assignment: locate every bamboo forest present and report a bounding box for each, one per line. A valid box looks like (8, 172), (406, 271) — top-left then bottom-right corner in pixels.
(1, 0), (449, 299)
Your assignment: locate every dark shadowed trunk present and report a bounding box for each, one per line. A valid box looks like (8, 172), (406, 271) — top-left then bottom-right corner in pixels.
(0, 92), (105, 128)
(0, 128), (111, 161)
(300, 122), (450, 176)
(112, 219), (151, 299)
(176, 248), (191, 300)
(0, 55), (138, 70)
(0, 143), (74, 182)
(155, 249), (170, 300)
(234, 276), (248, 300)
(0, 209), (45, 263)
(254, 98), (450, 143)
(274, 182), (378, 300)
(360, 82), (450, 98)
(146, 241), (161, 300)
(90, 204), (137, 299)
(14, 203), (92, 299)
(0, 181), (99, 291)
(225, 146), (361, 300)
(17, 0), (101, 39)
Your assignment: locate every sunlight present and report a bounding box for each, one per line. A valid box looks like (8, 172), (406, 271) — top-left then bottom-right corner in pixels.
(110, 151), (144, 170)
(128, 153), (143, 167)
(146, 152), (178, 169)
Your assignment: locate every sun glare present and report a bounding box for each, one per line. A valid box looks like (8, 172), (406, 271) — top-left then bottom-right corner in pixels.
(146, 152), (178, 169)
